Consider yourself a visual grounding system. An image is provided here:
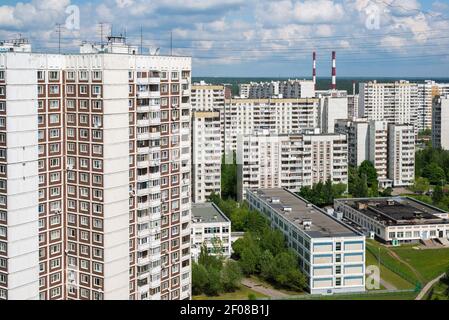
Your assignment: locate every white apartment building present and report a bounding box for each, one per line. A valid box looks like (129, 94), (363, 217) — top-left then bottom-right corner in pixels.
(319, 95), (348, 134)
(388, 124), (415, 187)
(369, 121), (389, 181)
(335, 119), (413, 187)
(432, 95), (449, 150)
(191, 203), (231, 261)
(223, 98), (320, 155)
(237, 132), (348, 200)
(335, 119), (370, 168)
(191, 82), (225, 112)
(359, 80), (418, 132)
(191, 112), (222, 203)
(417, 81), (449, 132)
(247, 189), (365, 295)
(238, 83), (250, 99)
(245, 80), (315, 99)
(0, 37), (192, 301)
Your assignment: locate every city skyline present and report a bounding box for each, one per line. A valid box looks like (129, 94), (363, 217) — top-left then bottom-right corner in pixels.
(1, 0), (449, 77)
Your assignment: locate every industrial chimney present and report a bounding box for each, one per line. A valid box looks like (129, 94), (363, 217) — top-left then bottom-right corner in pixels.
(331, 51), (336, 90)
(313, 51), (317, 89)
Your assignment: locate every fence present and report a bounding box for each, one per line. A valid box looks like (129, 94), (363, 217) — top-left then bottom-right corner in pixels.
(365, 244), (422, 292)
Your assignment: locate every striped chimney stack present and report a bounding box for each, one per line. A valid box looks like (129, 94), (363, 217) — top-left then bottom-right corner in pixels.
(331, 51), (337, 90)
(312, 51), (317, 89)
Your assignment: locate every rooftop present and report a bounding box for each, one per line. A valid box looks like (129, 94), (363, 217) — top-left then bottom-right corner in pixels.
(249, 189), (360, 238)
(192, 203), (231, 224)
(336, 197), (449, 226)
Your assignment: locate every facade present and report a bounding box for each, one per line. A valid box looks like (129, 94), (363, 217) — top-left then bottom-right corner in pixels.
(432, 95), (449, 150)
(237, 132), (348, 200)
(335, 119), (369, 168)
(247, 189), (365, 295)
(369, 121), (389, 181)
(191, 112), (222, 203)
(334, 197), (449, 244)
(359, 80), (418, 132)
(347, 94), (359, 119)
(319, 95), (348, 134)
(191, 203), (231, 261)
(223, 98), (320, 155)
(0, 38), (192, 300)
(238, 84), (250, 99)
(191, 82), (225, 112)
(387, 124), (415, 187)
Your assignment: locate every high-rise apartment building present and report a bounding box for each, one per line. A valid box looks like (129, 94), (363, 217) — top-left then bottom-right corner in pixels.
(191, 111), (221, 203)
(432, 96), (449, 151)
(223, 98), (320, 155)
(0, 37), (192, 301)
(359, 80), (418, 132)
(237, 132), (348, 200)
(336, 119), (413, 187)
(191, 82), (225, 112)
(417, 81), (449, 132)
(387, 124), (415, 187)
(318, 94), (348, 134)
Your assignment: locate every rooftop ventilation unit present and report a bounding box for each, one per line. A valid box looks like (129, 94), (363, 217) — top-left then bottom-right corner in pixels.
(271, 197), (281, 204)
(283, 206), (292, 212)
(302, 219), (312, 230)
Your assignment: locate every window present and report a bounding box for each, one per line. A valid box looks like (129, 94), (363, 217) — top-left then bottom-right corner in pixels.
(0, 102), (5, 112)
(49, 71), (59, 81)
(0, 87), (4, 95)
(0, 71), (4, 80)
(66, 71), (75, 80)
(49, 114), (60, 124)
(49, 85), (59, 95)
(92, 86), (102, 95)
(49, 100), (59, 110)
(92, 71), (102, 80)
(79, 71), (88, 81)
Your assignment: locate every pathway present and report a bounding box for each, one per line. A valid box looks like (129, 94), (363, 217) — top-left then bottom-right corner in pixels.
(241, 278), (289, 299)
(415, 273), (446, 300)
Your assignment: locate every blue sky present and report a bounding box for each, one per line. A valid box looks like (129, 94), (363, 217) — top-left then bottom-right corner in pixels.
(1, 0), (449, 78)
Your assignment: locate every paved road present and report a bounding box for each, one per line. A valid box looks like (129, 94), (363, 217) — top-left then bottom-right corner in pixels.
(241, 278), (289, 299)
(415, 273), (446, 300)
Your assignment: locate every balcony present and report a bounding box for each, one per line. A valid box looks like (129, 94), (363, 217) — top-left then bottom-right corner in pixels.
(137, 119), (150, 127)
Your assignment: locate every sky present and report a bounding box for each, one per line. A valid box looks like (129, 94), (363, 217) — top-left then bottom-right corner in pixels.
(1, 0), (449, 78)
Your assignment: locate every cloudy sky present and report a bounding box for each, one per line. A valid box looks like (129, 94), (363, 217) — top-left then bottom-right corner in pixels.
(1, 0), (449, 77)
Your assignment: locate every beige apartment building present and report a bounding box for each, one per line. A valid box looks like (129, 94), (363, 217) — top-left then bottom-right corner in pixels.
(0, 37), (192, 300)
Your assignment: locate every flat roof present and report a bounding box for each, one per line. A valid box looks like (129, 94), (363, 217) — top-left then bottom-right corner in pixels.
(192, 203), (230, 224)
(249, 189), (360, 238)
(336, 197), (449, 226)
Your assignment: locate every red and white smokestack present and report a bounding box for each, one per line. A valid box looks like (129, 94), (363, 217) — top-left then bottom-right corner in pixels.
(313, 51), (317, 89)
(331, 51), (337, 90)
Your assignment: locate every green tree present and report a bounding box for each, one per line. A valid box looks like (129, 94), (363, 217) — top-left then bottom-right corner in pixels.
(433, 185), (444, 205)
(259, 250), (275, 280)
(423, 163), (446, 185)
(221, 260), (242, 293)
(412, 177), (431, 194)
(205, 267), (223, 296)
(192, 262), (209, 295)
(359, 161), (378, 187)
(221, 153), (237, 200)
(380, 187), (393, 197)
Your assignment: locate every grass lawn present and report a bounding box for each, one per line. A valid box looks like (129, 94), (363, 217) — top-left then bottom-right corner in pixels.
(192, 286), (268, 301)
(390, 247), (449, 283)
(366, 240), (420, 284)
(365, 248), (413, 290)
